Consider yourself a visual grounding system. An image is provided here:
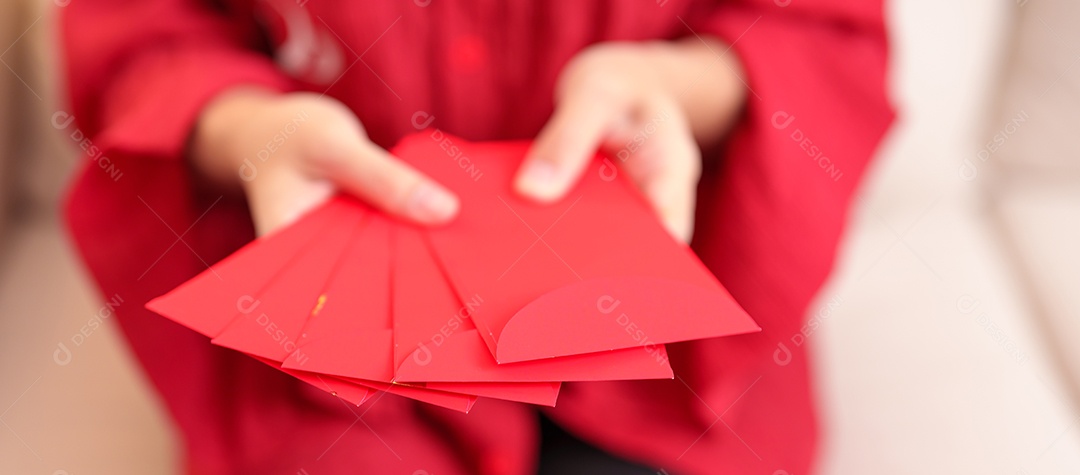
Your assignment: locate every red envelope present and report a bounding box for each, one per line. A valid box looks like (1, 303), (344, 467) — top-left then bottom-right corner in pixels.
(146, 198), (355, 337)
(148, 133), (759, 414)
(145, 201), (418, 409)
(278, 212), (560, 406)
(253, 356), (374, 407)
(342, 378), (477, 413)
(393, 225), (673, 382)
(210, 201), (362, 364)
(150, 198), (477, 412)
(267, 355), (476, 414)
(280, 209), (393, 380)
(214, 213), (478, 411)
(395, 134), (760, 363)
(258, 356), (475, 415)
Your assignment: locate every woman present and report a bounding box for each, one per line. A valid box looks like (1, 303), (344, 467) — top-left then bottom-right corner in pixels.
(61, 1), (893, 473)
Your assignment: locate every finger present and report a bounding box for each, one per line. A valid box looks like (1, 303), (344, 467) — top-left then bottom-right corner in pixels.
(619, 112), (701, 243)
(321, 140), (460, 225)
(246, 170), (335, 236)
(639, 156), (699, 243)
(515, 90), (620, 202)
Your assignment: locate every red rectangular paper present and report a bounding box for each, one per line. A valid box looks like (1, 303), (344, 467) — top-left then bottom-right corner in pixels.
(150, 198), (478, 412)
(394, 134), (760, 363)
(146, 198), (356, 337)
(279, 212), (561, 406)
(392, 225), (673, 382)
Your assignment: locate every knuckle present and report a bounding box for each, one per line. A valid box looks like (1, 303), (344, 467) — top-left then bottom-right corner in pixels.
(561, 57), (631, 105)
(571, 68), (628, 103)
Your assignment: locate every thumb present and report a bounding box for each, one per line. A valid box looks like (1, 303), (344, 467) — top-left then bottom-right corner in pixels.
(320, 139), (460, 225)
(515, 92), (619, 203)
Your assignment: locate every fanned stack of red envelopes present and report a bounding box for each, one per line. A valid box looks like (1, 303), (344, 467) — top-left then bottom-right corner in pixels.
(147, 132), (759, 413)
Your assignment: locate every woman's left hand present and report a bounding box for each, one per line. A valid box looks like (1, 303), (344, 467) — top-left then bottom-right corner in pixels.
(514, 39), (747, 242)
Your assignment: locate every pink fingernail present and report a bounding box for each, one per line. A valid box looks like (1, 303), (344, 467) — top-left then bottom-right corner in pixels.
(516, 161), (560, 200)
(408, 182), (459, 223)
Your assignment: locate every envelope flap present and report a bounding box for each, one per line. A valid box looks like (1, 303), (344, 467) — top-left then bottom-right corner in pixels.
(497, 276), (761, 363)
(393, 224), (675, 384)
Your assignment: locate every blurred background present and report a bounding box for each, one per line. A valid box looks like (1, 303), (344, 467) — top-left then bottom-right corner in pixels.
(1, 0), (1078, 473)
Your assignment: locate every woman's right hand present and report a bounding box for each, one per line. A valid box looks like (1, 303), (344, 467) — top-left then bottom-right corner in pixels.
(190, 89), (459, 235)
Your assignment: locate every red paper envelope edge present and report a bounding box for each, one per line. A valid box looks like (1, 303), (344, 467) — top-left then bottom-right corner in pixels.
(145, 197), (477, 412)
(211, 207), (364, 363)
(255, 356), (475, 413)
(425, 381), (560, 407)
(281, 215), (396, 381)
(277, 216), (562, 406)
(146, 198), (358, 337)
(252, 356), (374, 407)
(497, 276), (756, 363)
(392, 133), (760, 363)
(343, 379), (477, 414)
(392, 225), (673, 383)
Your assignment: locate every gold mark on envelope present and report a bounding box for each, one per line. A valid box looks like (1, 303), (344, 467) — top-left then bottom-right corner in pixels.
(310, 294), (328, 317)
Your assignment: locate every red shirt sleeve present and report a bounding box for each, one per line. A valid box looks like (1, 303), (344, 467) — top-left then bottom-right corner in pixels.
(552, 4), (895, 473)
(58, 5), (298, 470)
(693, 0), (894, 175)
(688, 0), (895, 310)
(61, 0), (296, 161)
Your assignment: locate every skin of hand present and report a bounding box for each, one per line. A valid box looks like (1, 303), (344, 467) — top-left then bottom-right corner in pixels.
(514, 38), (747, 242)
(191, 90), (461, 235)
(191, 37), (744, 239)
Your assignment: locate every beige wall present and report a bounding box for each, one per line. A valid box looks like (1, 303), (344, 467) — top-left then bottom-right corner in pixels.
(1, 0), (80, 221)
(0, 2), (179, 474)
(986, 0), (1080, 417)
(0, 0), (20, 234)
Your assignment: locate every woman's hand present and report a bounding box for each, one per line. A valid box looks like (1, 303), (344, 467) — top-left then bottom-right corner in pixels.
(191, 89), (459, 235)
(514, 39), (747, 242)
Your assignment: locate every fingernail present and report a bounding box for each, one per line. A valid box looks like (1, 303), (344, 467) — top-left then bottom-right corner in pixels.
(515, 160), (560, 201)
(406, 182), (459, 223)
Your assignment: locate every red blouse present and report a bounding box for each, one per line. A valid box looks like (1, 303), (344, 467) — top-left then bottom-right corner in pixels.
(61, 1), (893, 474)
